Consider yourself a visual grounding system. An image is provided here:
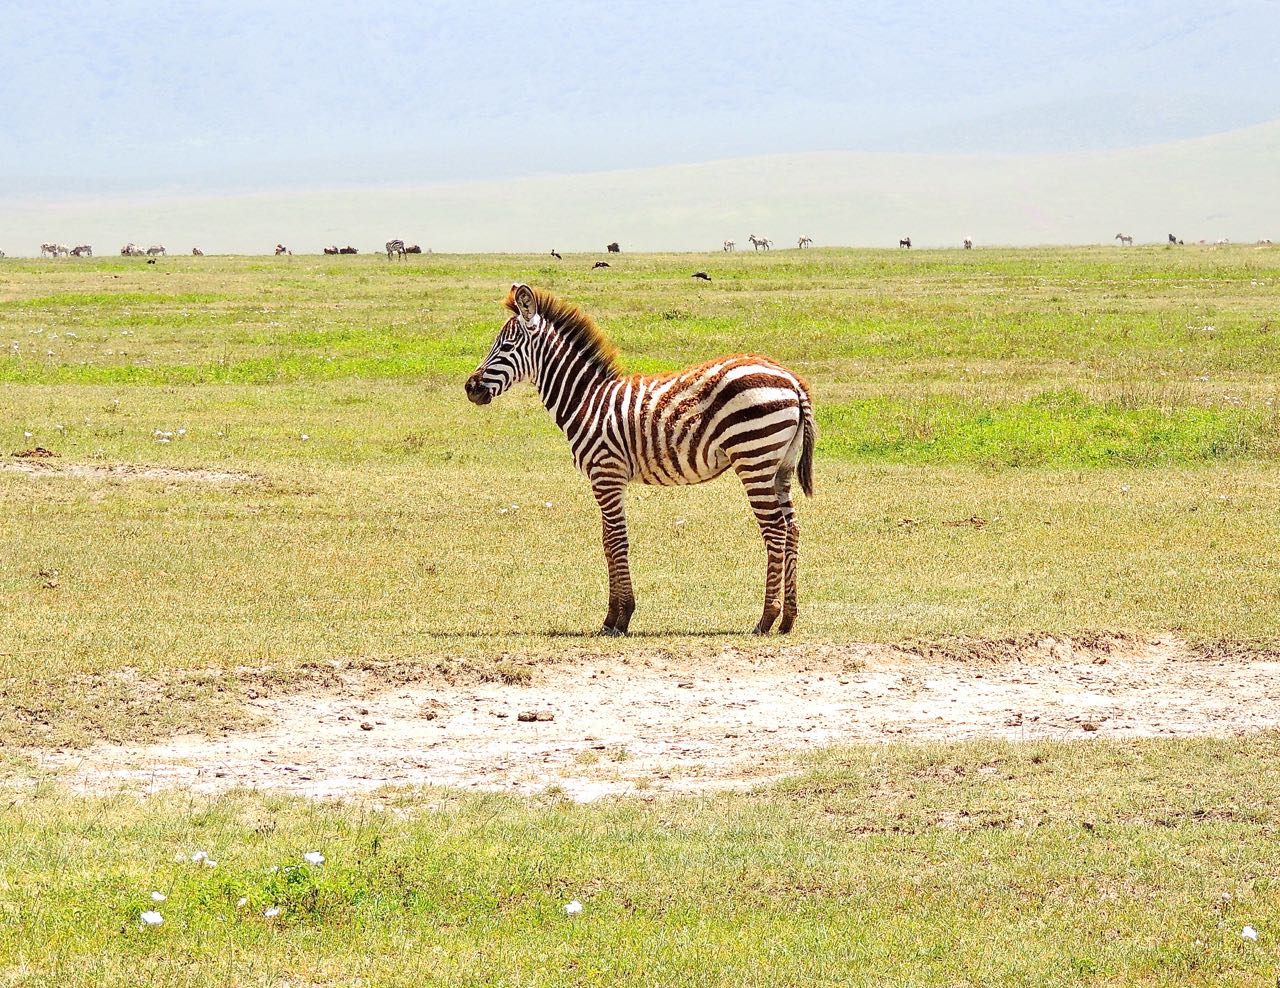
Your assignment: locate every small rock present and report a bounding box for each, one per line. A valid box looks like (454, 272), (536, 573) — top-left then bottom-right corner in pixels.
(518, 710), (555, 723)
(359, 721), (374, 731)
(1082, 722), (1099, 732)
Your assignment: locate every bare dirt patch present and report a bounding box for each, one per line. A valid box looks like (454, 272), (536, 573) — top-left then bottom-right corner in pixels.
(1, 459), (257, 484)
(40, 637), (1280, 802)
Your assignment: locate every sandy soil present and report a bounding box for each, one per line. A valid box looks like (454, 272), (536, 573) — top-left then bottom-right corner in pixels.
(3, 459), (257, 483)
(39, 637), (1280, 802)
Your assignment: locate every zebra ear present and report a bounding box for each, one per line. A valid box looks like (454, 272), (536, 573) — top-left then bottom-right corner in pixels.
(512, 283), (537, 322)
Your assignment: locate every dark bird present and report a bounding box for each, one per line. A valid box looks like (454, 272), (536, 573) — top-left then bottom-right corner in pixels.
(551, 250), (562, 259)
(592, 261), (610, 269)
(146, 258), (157, 265)
(692, 271), (711, 281)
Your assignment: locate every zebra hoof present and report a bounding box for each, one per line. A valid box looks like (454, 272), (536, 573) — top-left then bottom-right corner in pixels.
(778, 614), (796, 634)
(751, 623), (769, 636)
(598, 625), (626, 637)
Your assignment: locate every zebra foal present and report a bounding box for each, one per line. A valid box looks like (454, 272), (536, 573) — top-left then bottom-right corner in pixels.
(466, 284), (816, 635)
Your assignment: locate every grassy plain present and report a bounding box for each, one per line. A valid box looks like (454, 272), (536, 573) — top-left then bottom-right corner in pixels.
(3, 247), (1279, 743)
(2, 248), (1280, 984)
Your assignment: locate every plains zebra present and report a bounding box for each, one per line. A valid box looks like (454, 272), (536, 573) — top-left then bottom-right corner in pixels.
(1114, 233), (1133, 246)
(146, 245), (166, 256)
(41, 243), (69, 257)
(70, 244), (92, 257)
(963, 238), (973, 249)
(797, 236), (812, 249)
(386, 239), (406, 260)
(192, 247), (204, 256)
(898, 237), (912, 248)
(723, 240), (735, 251)
(748, 234), (771, 251)
(274, 243), (289, 256)
(465, 284), (816, 635)
(120, 244), (145, 257)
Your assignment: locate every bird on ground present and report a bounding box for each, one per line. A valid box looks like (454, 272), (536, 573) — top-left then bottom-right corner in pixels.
(551, 250), (562, 259)
(592, 261), (610, 269)
(692, 271), (711, 281)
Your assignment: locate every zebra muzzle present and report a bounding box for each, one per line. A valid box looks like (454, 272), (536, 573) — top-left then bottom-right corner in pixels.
(465, 374), (492, 405)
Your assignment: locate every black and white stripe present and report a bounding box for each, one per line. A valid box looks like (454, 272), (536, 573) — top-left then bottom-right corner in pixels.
(466, 284), (816, 635)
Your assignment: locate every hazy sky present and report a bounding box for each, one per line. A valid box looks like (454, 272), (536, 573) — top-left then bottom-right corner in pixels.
(5, 0), (1279, 197)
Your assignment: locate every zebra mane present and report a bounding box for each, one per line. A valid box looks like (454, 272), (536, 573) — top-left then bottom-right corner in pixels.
(505, 286), (621, 377)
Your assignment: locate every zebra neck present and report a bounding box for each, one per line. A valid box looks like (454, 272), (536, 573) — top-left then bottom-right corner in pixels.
(533, 335), (618, 431)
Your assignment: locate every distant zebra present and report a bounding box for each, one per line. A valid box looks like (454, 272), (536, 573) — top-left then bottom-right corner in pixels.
(797, 236), (813, 249)
(1215, 238), (1230, 246)
(274, 244), (289, 256)
(723, 240), (735, 252)
(146, 245), (166, 256)
(963, 238), (973, 249)
(465, 284), (816, 635)
(748, 234), (771, 251)
(606, 242), (621, 253)
(40, 243), (69, 257)
(70, 244), (92, 257)
(120, 243), (146, 257)
(192, 247), (204, 256)
(899, 237), (912, 249)
(1114, 233), (1133, 246)
(386, 239), (406, 260)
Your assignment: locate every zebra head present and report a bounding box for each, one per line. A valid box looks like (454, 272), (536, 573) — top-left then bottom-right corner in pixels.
(465, 283), (541, 406)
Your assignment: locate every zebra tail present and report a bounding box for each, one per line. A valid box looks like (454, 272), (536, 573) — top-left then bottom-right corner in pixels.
(798, 391), (816, 498)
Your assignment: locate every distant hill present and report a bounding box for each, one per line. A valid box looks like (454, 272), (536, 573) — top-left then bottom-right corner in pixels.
(4, 122), (1278, 254)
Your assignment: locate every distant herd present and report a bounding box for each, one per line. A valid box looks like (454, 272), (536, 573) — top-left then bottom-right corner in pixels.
(13, 234), (1276, 261)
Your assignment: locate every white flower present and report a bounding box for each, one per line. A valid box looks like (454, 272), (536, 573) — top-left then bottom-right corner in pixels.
(300, 434), (310, 441)
(203, 859), (217, 868)
(1242, 925), (1259, 941)
(140, 910), (164, 926)
(264, 906), (281, 918)
(150, 891), (166, 902)
(303, 851), (325, 865)
(177, 428), (186, 436)
(674, 518), (686, 527)
(190, 851), (208, 862)
(498, 508), (508, 514)
(237, 897), (248, 908)
(564, 899), (583, 915)
(23, 431), (32, 439)
(544, 501), (553, 508)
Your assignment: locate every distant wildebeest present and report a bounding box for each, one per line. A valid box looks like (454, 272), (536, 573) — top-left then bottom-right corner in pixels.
(1114, 233), (1133, 246)
(592, 261), (610, 269)
(464, 284), (816, 635)
(274, 244), (289, 256)
(386, 239), (406, 260)
(120, 243), (145, 257)
(723, 240), (735, 252)
(1258, 239), (1274, 246)
(748, 234), (771, 251)
(405, 244), (422, 254)
(339, 246), (358, 254)
(692, 271), (711, 281)
(192, 247), (204, 256)
(797, 236), (813, 249)
(146, 245), (166, 256)
(70, 244), (92, 257)
(1168, 233), (1178, 244)
(323, 246), (339, 255)
(963, 238), (973, 249)
(551, 249), (562, 260)
(606, 242), (621, 253)
(899, 237), (912, 249)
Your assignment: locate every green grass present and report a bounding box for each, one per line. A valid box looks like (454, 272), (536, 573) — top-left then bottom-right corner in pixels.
(3, 249), (1280, 985)
(3, 736), (1279, 986)
(2, 247), (1280, 746)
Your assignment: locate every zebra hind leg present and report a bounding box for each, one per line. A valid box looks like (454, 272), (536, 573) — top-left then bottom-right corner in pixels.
(735, 461), (787, 635)
(777, 483), (800, 633)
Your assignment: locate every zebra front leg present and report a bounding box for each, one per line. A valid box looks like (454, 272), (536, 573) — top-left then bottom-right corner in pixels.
(592, 481), (635, 635)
